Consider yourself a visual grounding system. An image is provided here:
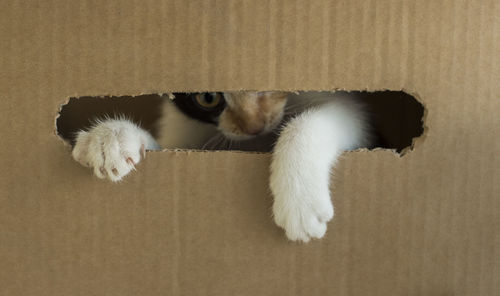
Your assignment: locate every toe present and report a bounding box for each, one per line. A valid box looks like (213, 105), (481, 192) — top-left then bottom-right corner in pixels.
(94, 166), (106, 179)
(315, 202), (334, 223)
(304, 216), (327, 239)
(285, 226), (310, 242)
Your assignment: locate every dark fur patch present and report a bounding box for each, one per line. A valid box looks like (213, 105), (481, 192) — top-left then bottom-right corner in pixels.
(172, 93), (226, 124)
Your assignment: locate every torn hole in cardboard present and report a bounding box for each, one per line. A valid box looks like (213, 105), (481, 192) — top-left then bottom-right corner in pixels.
(56, 91), (425, 154)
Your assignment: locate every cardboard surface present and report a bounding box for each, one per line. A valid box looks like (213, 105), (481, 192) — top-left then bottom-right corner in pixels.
(1, 1), (499, 295)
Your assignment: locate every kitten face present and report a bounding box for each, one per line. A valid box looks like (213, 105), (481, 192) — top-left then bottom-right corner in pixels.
(172, 91), (289, 141)
(218, 91), (288, 140)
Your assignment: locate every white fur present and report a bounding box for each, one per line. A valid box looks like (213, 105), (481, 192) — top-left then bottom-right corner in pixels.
(72, 92), (371, 243)
(271, 93), (371, 242)
(72, 119), (159, 182)
(72, 98), (216, 181)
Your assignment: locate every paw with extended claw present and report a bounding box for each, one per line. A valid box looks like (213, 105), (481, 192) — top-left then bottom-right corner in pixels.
(72, 119), (155, 182)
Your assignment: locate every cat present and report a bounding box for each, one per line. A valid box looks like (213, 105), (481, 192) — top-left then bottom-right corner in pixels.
(72, 91), (372, 242)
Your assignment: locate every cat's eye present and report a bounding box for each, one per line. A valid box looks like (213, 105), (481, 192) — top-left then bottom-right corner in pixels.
(195, 93), (223, 109)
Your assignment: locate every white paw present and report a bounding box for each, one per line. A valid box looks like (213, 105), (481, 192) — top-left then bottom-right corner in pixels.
(272, 188), (334, 242)
(72, 119), (148, 182)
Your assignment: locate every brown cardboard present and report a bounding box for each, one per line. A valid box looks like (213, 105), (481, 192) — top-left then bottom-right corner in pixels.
(0, 1), (498, 295)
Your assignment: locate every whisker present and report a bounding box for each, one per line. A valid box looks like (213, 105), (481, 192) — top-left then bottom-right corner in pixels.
(202, 133), (223, 150)
(220, 137), (229, 150)
(212, 134), (226, 150)
(208, 135), (219, 150)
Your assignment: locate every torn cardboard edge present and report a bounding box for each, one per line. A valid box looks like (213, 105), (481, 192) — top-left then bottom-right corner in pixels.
(54, 89), (427, 156)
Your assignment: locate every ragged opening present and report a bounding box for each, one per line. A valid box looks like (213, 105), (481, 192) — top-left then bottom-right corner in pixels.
(56, 91), (424, 154)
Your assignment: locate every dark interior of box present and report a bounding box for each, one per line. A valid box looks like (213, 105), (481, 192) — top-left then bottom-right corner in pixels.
(57, 91), (424, 153)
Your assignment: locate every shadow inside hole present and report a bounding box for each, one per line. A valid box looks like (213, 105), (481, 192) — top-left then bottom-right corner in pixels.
(354, 91), (424, 152)
(57, 91), (424, 153)
(57, 94), (164, 146)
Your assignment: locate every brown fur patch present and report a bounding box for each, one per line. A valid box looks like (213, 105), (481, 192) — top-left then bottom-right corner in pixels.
(218, 91), (289, 139)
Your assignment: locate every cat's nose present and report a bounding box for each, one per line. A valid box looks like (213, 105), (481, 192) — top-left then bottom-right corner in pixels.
(243, 122), (265, 135)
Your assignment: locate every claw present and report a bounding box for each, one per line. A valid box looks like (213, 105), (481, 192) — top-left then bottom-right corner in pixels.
(99, 167), (106, 176)
(141, 144), (146, 159)
(126, 157), (137, 170)
(111, 168), (118, 176)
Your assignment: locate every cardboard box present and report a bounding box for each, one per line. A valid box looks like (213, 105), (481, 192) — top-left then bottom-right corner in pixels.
(1, 1), (498, 295)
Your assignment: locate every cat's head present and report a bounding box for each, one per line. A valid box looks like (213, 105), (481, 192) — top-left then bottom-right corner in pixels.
(173, 91), (289, 140)
(219, 91), (288, 140)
